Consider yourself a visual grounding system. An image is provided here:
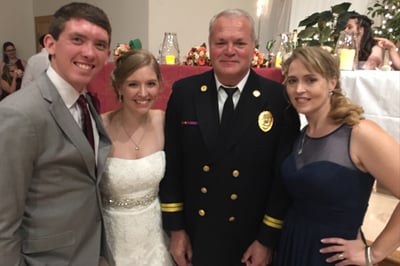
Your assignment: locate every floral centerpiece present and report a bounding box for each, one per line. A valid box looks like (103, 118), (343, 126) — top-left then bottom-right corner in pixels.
(113, 39), (142, 60)
(184, 43), (211, 66)
(252, 47), (268, 68)
(184, 43), (269, 67)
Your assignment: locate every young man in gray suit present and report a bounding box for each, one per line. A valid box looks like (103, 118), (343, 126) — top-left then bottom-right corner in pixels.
(0, 3), (114, 265)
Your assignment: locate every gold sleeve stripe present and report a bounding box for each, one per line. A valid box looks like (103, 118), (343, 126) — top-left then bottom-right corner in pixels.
(160, 202), (184, 212)
(263, 215), (283, 229)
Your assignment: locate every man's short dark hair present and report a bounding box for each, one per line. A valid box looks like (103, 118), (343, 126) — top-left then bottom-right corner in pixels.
(48, 2), (112, 46)
(38, 34), (46, 47)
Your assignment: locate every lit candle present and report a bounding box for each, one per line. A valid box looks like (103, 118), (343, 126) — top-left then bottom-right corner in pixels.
(339, 48), (356, 70)
(165, 55), (175, 64)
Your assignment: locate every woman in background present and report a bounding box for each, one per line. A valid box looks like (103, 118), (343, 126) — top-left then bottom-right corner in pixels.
(0, 41), (26, 77)
(276, 46), (399, 265)
(0, 63), (23, 100)
(345, 14), (383, 70)
(99, 49), (174, 266)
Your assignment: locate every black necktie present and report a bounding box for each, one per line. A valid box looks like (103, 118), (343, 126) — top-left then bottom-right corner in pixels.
(77, 95), (95, 150)
(220, 87), (238, 129)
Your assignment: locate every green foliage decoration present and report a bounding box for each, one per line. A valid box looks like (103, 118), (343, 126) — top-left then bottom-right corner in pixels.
(367, 0), (400, 41)
(297, 2), (357, 49)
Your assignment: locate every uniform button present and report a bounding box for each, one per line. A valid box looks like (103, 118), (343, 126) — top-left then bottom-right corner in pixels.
(200, 187), (208, 194)
(228, 216), (235, 222)
(232, 170), (239, 177)
(202, 165), (210, 172)
(198, 209), (206, 216)
(230, 193), (238, 200)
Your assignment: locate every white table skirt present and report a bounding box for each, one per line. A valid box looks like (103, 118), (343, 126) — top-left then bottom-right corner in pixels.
(340, 70), (400, 142)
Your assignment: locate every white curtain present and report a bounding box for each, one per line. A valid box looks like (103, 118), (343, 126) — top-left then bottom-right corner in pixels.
(258, 0), (292, 53)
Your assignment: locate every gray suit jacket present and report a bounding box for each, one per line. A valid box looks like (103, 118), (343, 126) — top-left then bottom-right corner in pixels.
(0, 74), (114, 266)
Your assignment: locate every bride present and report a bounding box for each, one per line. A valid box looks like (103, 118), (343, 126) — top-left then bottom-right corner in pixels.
(100, 49), (174, 266)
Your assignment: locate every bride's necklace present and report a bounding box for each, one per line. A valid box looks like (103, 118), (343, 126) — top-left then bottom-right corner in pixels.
(120, 116), (148, 151)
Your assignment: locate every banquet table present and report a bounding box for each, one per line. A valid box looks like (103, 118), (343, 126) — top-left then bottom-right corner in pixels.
(87, 63), (284, 114)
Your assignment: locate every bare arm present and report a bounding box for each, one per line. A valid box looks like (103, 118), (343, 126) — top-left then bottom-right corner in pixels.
(320, 120), (400, 265)
(375, 37), (400, 70)
(352, 120), (400, 263)
(1, 75), (18, 94)
(321, 120), (400, 266)
(1, 69), (23, 93)
(363, 45), (383, 70)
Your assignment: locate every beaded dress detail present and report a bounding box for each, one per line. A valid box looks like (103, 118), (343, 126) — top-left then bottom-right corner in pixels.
(100, 151), (174, 266)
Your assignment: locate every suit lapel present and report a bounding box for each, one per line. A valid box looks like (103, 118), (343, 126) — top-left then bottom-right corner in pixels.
(41, 78), (98, 181)
(86, 96), (111, 183)
(195, 73), (220, 153)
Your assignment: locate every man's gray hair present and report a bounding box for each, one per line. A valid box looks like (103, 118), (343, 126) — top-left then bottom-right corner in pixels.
(208, 8), (257, 43)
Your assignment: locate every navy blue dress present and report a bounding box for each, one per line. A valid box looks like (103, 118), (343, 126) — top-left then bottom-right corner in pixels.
(276, 125), (374, 265)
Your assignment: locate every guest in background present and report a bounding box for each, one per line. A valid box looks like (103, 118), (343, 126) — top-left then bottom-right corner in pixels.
(0, 41), (26, 77)
(159, 8), (300, 266)
(276, 46), (400, 265)
(345, 14), (383, 70)
(21, 34), (50, 87)
(0, 63), (23, 100)
(100, 49), (174, 266)
(0, 2), (115, 265)
(375, 37), (400, 70)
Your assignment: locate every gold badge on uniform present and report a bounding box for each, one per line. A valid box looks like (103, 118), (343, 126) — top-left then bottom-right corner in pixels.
(200, 85), (207, 92)
(252, 89), (261, 98)
(258, 111), (274, 132)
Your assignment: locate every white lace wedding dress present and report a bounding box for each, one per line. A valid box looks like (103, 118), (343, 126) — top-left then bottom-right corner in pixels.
(100, 151), (174, 266)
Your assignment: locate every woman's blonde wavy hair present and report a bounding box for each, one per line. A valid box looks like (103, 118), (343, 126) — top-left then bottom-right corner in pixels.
(282, 46), (364, 126)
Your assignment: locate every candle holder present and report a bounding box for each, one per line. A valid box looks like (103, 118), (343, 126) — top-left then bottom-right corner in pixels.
(335, 31), (358, 71)
(160, 32), (180, 65)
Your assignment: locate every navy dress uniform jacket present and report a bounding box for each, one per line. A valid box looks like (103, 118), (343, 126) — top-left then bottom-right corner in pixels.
(159, 69), (300, 266)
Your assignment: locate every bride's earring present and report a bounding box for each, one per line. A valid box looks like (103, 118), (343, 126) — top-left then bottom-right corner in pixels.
(118, 91), (123, 102)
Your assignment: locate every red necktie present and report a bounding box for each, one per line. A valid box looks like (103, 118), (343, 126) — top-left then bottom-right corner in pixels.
(77, 95), (95, 150)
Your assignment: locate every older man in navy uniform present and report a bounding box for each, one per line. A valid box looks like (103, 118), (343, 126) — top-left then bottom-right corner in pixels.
(159, 8), (300, 266)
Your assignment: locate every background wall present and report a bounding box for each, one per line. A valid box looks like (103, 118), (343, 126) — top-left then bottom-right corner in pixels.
(1, 0), (371, 63)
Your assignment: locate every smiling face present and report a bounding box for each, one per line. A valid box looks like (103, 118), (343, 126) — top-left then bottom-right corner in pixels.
(285, 59), (337, 119)
(209, 15), (255, 86)
(45, 18), (110, 92)
(118, 65), (161, 115)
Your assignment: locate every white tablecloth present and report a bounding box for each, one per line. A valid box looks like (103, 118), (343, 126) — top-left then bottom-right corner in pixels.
(340, 70), (400, 142)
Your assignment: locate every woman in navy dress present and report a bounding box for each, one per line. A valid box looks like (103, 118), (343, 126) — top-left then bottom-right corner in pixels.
(276, 46), (400, 265)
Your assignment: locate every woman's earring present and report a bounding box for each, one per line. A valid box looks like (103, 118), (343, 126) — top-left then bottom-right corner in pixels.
(118, 92), (123, 102)
(329, 90), (333, 96)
